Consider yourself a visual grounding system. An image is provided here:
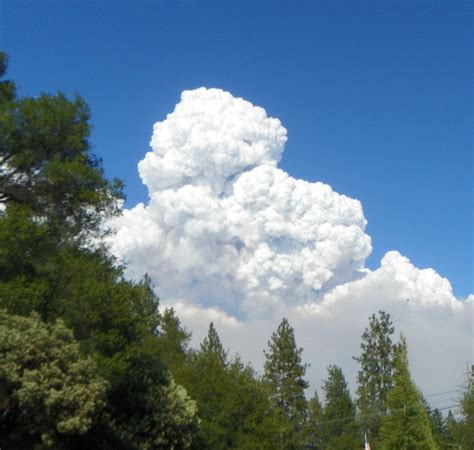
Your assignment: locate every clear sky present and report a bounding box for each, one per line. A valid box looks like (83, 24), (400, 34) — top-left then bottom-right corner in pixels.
(1, 0), (472, 298)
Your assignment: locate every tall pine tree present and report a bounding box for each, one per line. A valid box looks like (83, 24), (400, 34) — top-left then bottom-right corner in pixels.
(354, 310), (395, 437)
(306, 391), (323, 449)
(157, 307), (192, 383)
(188, 322), (229, 448)
(445, 410), (461, 449)
(186, 322), (276, 449)
(263, 317), (309, 449)
(427, 406), (450, 449)
(380, 335), (438, 449)
(319, 365), (359, 449)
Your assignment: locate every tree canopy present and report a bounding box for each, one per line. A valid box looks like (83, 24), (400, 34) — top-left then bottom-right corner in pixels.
(458, 366), (474, 449)
(263, 317), (309, 449)
(0, 52), (197, 450)
(354, 310), (395, 438)
(380, 335), (438, 449)
(0, 310), (107, 449)
(319, 365), (358, 449)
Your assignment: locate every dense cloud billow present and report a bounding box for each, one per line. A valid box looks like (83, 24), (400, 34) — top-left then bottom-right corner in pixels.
(109, 88), (472, 398)
(110, 88), (372, 315)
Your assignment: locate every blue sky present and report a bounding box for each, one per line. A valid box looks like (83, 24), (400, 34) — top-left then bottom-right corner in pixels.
(1, 0), (472, 297)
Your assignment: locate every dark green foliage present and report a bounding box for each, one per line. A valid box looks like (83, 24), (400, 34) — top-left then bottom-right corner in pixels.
(424, 403), (459, 449)
(0, 222), (175, 448)
(94, 348), (197, 450)
(0, 65), (123, 240)
(0, 204), (53, 316)
(380, 335), (438, 449)
(0, 53), (197, 449)
(216, 357), (281, 450)
(306, 391), (323, 449)
(428, 407), (448, 448)
(319, 365), (359, 449)
(157, 307), (192, 382)
(458, 366), (474, 449)
(182, 323), (277, 449)
(264, 317), (309, 449)
(354, 310), (395, 437)
(200, 322), (228, 366)
(188, 323), (230, 448)
(445, 410), (461, 449)
(0, 52), (15, 103)
(46, 249), (160, 349)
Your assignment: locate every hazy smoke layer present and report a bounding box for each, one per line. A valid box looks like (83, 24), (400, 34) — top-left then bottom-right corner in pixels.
(109, 88), (372, 316)
(109, 88), (471, 398)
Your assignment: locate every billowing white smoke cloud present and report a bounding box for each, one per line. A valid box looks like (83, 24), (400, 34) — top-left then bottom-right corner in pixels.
(109, 88), (472, 400)
(140, 88), (286, 193)
(110, 88), (372, 316)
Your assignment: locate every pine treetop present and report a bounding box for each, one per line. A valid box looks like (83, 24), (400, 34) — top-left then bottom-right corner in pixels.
(380, 335), (438, 449)
(354, 310), (395, 439)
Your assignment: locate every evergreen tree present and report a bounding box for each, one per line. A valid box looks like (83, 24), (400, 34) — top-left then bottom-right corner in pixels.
(263, 317), (309, 449)
(157, 307), (192, 382)
(424, 401), (459, 450)
(157, 311), (281, 449)
(221, 357), (280, 450)
(380, 335), (438, 449)
(185, 323), (276, 449)
(354, 310), (395, 437)
(445, 410), (461, 449)
(458, 365), (474, 450)
(319, 365), (359, 449)
(186, 322), (229, 449)
(306, 391), (323, 449)
(200, 321), (228, 366)
(427, 407), (448, 449)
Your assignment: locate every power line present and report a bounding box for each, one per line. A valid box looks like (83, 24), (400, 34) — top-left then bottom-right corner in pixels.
(313, 401), (461, 427)
(424, 389), (461, 398)
(429, 398), (461, 407)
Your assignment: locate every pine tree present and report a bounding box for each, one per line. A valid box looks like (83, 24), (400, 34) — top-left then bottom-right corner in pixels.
(199, 322), (227, 366)
(319, 365), (359, 449)
(157, 307), (192, 382)
(458, 365), (474, 450)
(185, 323), (277, 449)
(263, 317), (309, 449)
(306, 391), (323, 449)
(427, 407), (448, 449)
(221, 357), (280, 450)
(380, 335), (438, 449)
(354, 310), (395, 437)
(425, 401), (459, 450)
(445, 410), (461, 449)
(185, 322), (228, 448)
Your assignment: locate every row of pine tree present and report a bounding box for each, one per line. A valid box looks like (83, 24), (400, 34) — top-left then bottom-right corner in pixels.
(160, 309), (472, 449)
(0, 52), (472, 449)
